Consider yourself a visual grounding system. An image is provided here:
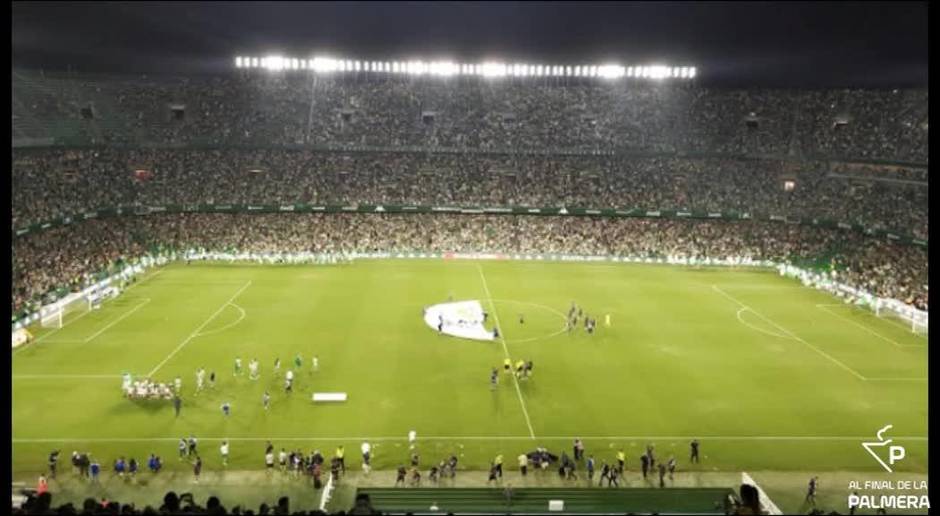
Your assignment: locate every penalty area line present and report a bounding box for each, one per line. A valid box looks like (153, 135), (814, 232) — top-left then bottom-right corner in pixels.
(15, 268), (165, 355)
(477, 264), (536, 440)
(147, 280), (252, 377)
(711, 285), (867, 381)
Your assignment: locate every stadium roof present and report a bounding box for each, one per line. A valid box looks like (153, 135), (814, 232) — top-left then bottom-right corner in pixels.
(12, 1), (928, 88)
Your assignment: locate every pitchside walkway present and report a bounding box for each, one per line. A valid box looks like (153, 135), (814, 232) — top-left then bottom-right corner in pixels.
(15, 469), (750, 513)
(358, 486), (735, 514)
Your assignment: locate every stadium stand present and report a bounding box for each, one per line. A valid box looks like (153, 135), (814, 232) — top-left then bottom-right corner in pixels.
(11, 68), (928, 340)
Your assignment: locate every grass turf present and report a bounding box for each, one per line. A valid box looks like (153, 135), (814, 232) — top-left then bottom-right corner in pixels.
(12, 259), (928, 509)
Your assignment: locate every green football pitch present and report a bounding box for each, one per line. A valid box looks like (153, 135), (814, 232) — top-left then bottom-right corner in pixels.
(12, 259), (928, 505)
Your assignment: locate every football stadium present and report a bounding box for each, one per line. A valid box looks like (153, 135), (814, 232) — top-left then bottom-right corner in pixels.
(11, 2), (928, 515)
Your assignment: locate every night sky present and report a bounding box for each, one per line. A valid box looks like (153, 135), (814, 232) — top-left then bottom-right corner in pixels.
(11, 1), (929, 87)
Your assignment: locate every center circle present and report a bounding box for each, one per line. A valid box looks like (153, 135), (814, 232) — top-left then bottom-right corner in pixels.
(486, 299), (569, 343)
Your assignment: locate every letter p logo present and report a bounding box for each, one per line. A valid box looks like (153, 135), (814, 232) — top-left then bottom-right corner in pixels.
(862, 425), (905, 473)
(889, 445), (906, 465)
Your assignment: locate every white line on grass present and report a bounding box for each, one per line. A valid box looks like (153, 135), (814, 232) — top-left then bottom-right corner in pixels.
(11, 435), (929, 443)
(14, 269), (165, 355)
(82, 298), (151, 343)
(815, 304), (924, 348)
(816, 303), (927, 340)
(146, 280), (252, 377)
(711, 285), (867, 381)
(735, 308), (794, 341)
(477, 264), (536, 440)
(865, 377), (929, 382)
(12, 374), (122, 380)
(193, 302), (246, 338)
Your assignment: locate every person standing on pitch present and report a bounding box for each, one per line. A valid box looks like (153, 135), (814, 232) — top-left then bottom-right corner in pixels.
(47, 450), (59, 479)
(220, 441), (229, 467)
(335, 445), (345, 475)
(616, 449), (625, 473)
(586, 455), (595, 483)
(192, 455), (202, 484)
(312, 355), (319, 372)
(518, 453), (527, 476)
(640, 453), (650, 479)
(690, 439), (700, 464)
(667, 456), (677, 481)
(173, 395), (181, 418)
(285, 369), (294, 394)
(646, 444), (656, 471)
(361, 442), (371, 474)
(234, 357), (242, 376)
(490, 367), (498, 390)
(658, 462), (667, 488)
(195, 368), (206, 395)
(806, 476), (818, 508)
(573, 439), (585, 461)
(263, 391), (270, 411)
(598, 462), (610, 487)
(494, 454), (503, 478)
(294, 353), (302, 370)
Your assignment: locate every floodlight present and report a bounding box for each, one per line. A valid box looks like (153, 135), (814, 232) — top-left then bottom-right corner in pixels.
(235, 57), (243, 68)
(481, 62), (507, 77)
(689, 67), (697, 78)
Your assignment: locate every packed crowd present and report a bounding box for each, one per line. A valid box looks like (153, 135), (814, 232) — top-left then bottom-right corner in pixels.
(13, 71), (928, 162)
(11, 149), (928, 239)
(13, 492), (351, 515)
(12, 214), (928, 317)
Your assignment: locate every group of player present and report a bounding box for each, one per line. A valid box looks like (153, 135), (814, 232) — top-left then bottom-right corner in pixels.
(490, 358), (534, 389)
(567, 302), (610, 335)
(163, 353), (321, 417)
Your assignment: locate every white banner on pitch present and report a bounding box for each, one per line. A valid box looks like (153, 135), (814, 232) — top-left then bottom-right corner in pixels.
(423, 300), (495, 341)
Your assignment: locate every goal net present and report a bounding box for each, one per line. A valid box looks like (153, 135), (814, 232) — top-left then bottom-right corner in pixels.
(39, 292), (91, 329)
(875, 299), (929, 336)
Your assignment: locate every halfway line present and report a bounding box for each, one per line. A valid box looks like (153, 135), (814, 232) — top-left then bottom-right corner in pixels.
(477, 264), (536, 440)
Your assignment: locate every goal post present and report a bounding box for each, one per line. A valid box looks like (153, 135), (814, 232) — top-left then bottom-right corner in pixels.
(38, 292), (92, 329)
(875, 299), (928, 336)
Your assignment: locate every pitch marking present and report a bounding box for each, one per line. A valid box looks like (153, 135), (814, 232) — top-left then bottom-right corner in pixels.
(816, 303), (927, 342)
(147, 281), (253, 377)
(735, 308), (794, 341)
(194, 302), (247, 338)
(82, 298), (152, 343)
(486, 299), (569, 344)
(711, 285), (867, 381)
(477, 264), (536, 440)
(11, 435), (929, 443)
(12, 374), (123, 380)
(816, 304), (927, 346)
(14, 269), (165, 355)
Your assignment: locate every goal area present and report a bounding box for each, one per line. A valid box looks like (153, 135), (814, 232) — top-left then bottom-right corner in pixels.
(39, 292), (91, 329)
